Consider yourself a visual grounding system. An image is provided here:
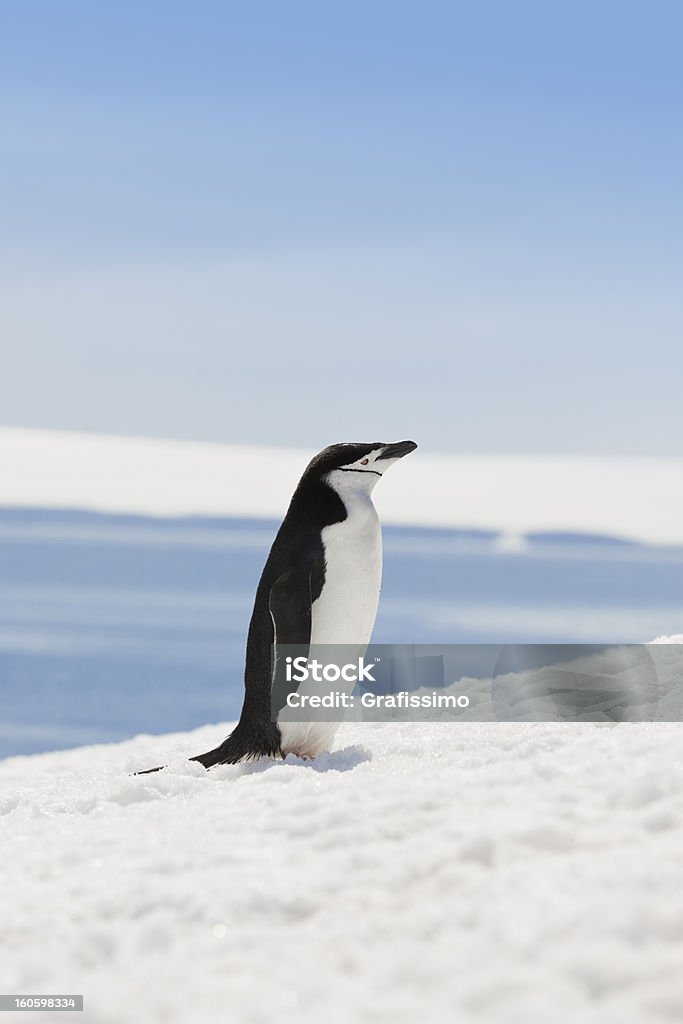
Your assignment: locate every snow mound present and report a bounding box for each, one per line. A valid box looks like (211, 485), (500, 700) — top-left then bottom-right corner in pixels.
(3, 710), (683, 1022)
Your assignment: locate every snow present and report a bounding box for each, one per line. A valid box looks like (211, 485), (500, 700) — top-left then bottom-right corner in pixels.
(3, 642), (683, 1023)
(3, 426), (683, 545)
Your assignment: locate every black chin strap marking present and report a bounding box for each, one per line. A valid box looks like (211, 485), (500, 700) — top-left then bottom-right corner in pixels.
(336, 468), (382, 477)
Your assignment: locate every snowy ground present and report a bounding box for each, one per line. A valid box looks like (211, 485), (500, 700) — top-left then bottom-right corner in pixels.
(3, 712), (683, 1024)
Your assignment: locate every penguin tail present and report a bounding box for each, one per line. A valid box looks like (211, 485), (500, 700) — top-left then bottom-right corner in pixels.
(190, 746), (230, 769)
(133, 723), (281, 773)
(190, 721), (282, 768)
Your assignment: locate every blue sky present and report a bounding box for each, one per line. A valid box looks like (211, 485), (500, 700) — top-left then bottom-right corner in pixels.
(1, 1), (681, 454)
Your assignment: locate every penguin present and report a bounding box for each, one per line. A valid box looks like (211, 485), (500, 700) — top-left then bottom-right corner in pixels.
(139, 440), (416, 771)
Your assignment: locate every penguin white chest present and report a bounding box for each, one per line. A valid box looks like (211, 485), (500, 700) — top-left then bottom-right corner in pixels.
(310, 493), (382, 646)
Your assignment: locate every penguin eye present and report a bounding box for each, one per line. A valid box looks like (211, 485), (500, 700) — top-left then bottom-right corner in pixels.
(361, 458), (369, 465)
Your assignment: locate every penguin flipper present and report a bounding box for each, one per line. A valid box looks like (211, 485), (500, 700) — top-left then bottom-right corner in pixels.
(268, 563), (314, 647)
(268, 563), (315, 719)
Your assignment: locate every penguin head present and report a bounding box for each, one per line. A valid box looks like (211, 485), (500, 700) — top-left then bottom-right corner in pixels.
(305, 440), (417, 496)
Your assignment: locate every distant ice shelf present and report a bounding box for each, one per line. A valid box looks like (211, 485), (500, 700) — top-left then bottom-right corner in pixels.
(2, 426), (683, 545)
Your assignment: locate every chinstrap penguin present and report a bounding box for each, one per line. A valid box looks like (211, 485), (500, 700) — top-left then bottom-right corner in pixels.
(138, 439), (416, 771)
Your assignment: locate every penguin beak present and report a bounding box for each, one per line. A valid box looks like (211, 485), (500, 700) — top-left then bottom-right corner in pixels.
(376, 440), (418, 461)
